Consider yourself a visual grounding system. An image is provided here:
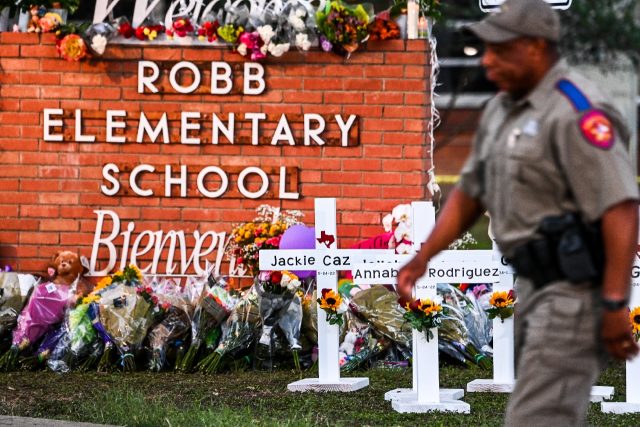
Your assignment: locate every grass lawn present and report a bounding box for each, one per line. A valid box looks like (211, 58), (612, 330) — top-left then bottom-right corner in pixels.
(1, 362), (639, 426)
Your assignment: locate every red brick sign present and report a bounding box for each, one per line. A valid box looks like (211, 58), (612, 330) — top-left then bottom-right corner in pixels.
(0, 33), (432, 276)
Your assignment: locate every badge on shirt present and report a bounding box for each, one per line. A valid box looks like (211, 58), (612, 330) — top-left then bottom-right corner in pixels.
(522, 119), (539, 137)
(579, 110), (614, 149)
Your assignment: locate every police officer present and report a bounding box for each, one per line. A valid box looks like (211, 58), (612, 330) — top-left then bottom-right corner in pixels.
(398, 0), (639, 425)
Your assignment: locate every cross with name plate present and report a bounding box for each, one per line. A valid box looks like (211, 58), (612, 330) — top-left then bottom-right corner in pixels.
(602, 217), (640, 414)
(350, 204), (500, 413)
(260, 198), (394, 392)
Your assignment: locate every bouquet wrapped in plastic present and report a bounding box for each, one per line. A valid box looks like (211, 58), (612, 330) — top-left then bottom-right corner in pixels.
(0, 279), (72, 371)
(178, 275), (236, 372)
(197, 284), (259, 374)
(46, 300), (103, 373)
(349, 286), (413, 349)
(0, 273), (38, 348)
(255, 271), (302, 347)
(93, 265), (161, 371)
(251, 271), (304, 369)
(145, 277), (193, 371)
(438, 283), (492, 369)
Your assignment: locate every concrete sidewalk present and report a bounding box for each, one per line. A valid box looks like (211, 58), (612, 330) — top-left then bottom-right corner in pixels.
(0, 416), (119, 427)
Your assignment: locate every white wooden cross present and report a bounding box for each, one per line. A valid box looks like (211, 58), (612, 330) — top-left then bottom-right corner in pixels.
(465, 243), (614, 401)
(601, 215), (640, 413)
(259, 198), (394, 392)
(349, 203), (501, 413)
(467, 242), (516, 393)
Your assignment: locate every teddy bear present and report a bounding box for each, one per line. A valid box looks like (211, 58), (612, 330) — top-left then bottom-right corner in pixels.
(26, 5), (42, 33)
(49, 251), (93, 297)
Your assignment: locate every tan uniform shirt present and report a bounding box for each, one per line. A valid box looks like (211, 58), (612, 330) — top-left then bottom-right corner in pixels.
(459, 59), (639, 257)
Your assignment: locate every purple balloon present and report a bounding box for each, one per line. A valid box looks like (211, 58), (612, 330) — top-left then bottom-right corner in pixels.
(278, 225), (316, 279)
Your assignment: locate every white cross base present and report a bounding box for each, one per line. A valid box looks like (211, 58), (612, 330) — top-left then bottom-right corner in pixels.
(590, 386), (615, 402)
(287, 377), (369, 392)
(384, 388), (464, 401)
(392, 398), (471, 413)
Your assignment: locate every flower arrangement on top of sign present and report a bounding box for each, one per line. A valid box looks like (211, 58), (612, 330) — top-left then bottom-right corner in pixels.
(315, 0), (373, 57)
(226, 205), (303, 277)
(12, 0), (406, 62)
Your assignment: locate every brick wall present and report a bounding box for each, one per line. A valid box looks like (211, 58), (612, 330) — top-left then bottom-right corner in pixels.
(0, 33), (433, 275)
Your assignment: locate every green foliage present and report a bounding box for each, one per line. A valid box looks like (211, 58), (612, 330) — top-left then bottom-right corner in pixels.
(559, 0), (640, 69)
(391, 0), (443, 20)
(437, 0), (640, 70)
(486, 306), (514, 322)
(1, 364), (640, 425)
(50, 0), (80, 15)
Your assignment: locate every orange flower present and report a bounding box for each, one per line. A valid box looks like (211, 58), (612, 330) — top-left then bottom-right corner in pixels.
(58, 34), (87, 62)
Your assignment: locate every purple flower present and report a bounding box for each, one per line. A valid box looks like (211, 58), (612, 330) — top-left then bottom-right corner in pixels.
(3, 265), (11, 272)
(320, 36), (332, 52)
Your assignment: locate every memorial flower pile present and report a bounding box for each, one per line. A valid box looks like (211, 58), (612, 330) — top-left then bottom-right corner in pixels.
(226, 205), (303, 277)
(630, 306), (640, 342)
(400, 297), (445, 342)
(317, 288), (347, 326)
(486, 290), (515, 323)
(31, 0), (411, 62)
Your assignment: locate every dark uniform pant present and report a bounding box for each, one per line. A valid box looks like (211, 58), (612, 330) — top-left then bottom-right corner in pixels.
(504, 278), (606, 427)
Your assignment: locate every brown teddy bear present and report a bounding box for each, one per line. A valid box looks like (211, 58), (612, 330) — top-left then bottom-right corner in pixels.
(49, 251), (93, 297)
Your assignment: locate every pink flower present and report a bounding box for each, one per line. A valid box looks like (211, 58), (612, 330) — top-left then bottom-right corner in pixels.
(250, 49), (266, 61)
(239, 31), (260, 50)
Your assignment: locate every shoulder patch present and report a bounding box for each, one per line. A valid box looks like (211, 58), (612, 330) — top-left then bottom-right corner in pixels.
(556, 79), (591, 112)
(579, 110), (615, 150)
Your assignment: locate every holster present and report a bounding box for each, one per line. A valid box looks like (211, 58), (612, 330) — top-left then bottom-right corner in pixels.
(508, 213), (603, 289)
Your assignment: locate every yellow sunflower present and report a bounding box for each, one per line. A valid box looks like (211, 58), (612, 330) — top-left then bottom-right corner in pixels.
(490, 291), (514, 308)
(319, 289), (342, 311)
(629, 307), (640, 335)
(129, 264), (143, 281)
(418, 298), (442, 316)
(94, 276), (112, 292)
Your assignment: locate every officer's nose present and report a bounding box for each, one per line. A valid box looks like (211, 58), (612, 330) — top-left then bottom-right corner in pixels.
(481, 48), (494, 68)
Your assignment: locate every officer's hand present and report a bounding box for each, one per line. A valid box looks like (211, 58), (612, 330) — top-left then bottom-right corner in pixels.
(397, 255), (428, 302)
(601, 309), (639, 361)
